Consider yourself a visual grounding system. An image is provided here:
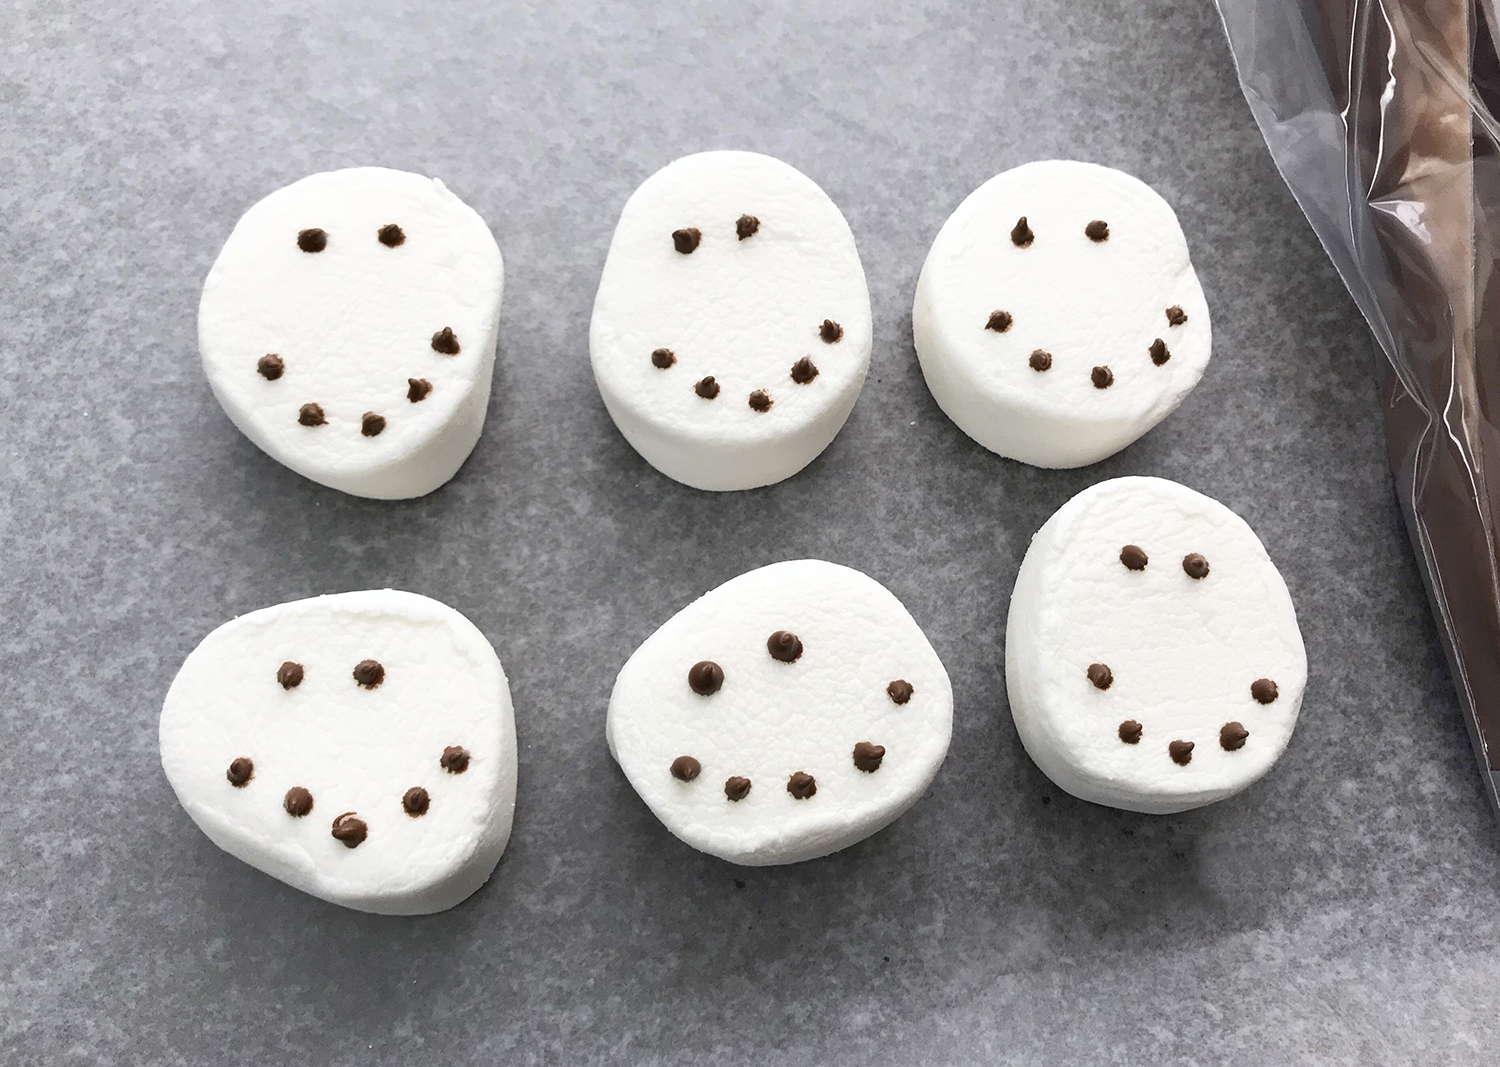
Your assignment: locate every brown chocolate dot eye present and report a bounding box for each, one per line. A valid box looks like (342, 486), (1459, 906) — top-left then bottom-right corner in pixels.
(361, 412), (386, 437)
(1119, 545), (1148, 571)
(852, 741), (885, 772)
(402, 786), (430, 816)
(1010, 216), (1034, 247)
(377, 223), (405, 247)
(1251, 678), (1279, 704)
(786, 771), (817, 799)
(887, 679), (914, 705)
(298, 403), (326, 427)
(724, 776), (752, 801)
(651, 347), (676, 369)
(440, 745), (471, 773)
(672, 227), (701, 254)
(1118, 720), (1143, 744)
(1085, 220), (1109, 241)
(688, 660), (724, 695)
(297, 228), (327, 253)
(1166, 305), (1188, 326)
(226, 757), (254, 787)
(407, 378), (433, 402)
(1183, 553), (1210, 579)
(670, 756), (701, 782)
(790, 356), (819, 383)
(736, 214), (760, 240)
(819, 319), (843, 343)
(986, 310), (1013, 332)
(1168, 740), (1195, 765)
(1149, 338), (1170, 366)
(1029, 349), (1052, 372)
(353, 659), (385, 689)
(767, 630), (803, 663)
(431, 327), (461, 355)
(694, 375), (720, 399)
(257, 354), (284, 380)
(1087, 663), (1113, 690)
(1220, 722), (1249, 751)
(748, 389), (772, 412)
(1091, 365), (1114, 389)
(331, 812), (367, 847)
(277, 661), (304, 689)
(283, 786), (313, 817)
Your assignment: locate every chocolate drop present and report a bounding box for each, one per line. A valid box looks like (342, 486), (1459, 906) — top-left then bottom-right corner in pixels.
(651, 348), (676, 369)
(377, 224), (406, 247)
(1182, 553), (1210, 580)
(361, 412), (386, 437)
(767, 630), (803, 663)
(331, 812), (367, 847)
(986, 310), (1013, 333)
(736, 214), (760, 240)
(431, 327), (461, 355)
(819, 319), (843, 343)
(1220, 722), (1249, 751)
(440, 745), (471, 773)
(277, 661), (304, 689)
(296, 228), (327, 252)
(353, 659), (385, 688)
(1029, 349), (1052, 372)
(407, 378), (433, 402)
(748, 389), (772, 412)
(1087, 663), (1113, 690)
(1118, 720), (1143, 744)
(1168, 740), (1195, 765)
(257, 354), (284, 380)
(1091, 365), (1114, 389)
(724, 776), (752, 801)
(694, 375), (720, 400)
(672, 227), (701, 254)
(1166, 305), (1188, 326)
(790, 356), (819, 384)
(283, 786), (313, 817)
(786, 771), (817, 799)
(670, 756), (702, 782)
(688, 660), (724, 696)
(1149, 338), (1170, 366)
(1251, 678), (1279, 704)
(887, 679), (914, 705)
(1120, 545), (1148, 571)
(402, 786), (430, 816)
(298, 403), (326, 427)
(1085, 220), (1109, 241)
(852, 741), (886, 772)
(226, 757), (254, 787)
(1010, 216), (1034, 247)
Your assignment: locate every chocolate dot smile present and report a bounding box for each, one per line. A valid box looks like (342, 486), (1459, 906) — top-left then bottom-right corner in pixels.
(1085, 219), (1110, 241)
(724, 776), (752, 801)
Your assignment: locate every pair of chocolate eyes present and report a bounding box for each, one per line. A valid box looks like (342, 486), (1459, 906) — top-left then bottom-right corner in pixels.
(1118, 546), (1210, 578)
(296, 224), (406, 252)
(276, 659), (386, 690)
(1008, 216), (1109, 247)
(671, 215), (761, 253)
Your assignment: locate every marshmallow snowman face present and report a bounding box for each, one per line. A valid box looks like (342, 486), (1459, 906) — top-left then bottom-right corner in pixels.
(590, 151), (873, 491)
(1005, 477), (1307, 814)
(159, 590), (516, 914)
(199, 168), (504, 499)
(607, 560), (952, 865)
(913, 160), (1211, 468)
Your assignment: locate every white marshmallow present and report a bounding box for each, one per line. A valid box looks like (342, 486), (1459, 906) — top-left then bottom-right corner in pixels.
(159, 590), (516, 914)
(1006, 477), (1307, 814)
(199, 167), (504, 499)
(590, 152), (872, 491)
(607, 560), (952, 865)
(913, 161), (1211, 468)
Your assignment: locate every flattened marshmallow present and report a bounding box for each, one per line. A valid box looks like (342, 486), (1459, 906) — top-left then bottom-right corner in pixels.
(590, 152), (872, 491)
(199, 168), (504, 499)
(913, 161), (1211, 468)
(160, 590), (516, 914)
(1006, 477), (1307, 813)
(607, 560), (952, 865)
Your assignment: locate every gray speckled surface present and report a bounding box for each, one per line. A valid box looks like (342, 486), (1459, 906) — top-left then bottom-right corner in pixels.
(3, 1), (1498, 1063)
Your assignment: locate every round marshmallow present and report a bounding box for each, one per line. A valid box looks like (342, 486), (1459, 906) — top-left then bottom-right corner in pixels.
(607, 560), (952, 865)
(199, 167), (504, 499)
(590, 151), (873, 491)
(913, 160), (1211, 468)
(1006, 477), (1306, 813)
(160, 590), (517, 914)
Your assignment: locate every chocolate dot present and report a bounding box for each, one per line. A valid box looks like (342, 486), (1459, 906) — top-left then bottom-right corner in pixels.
(786, 771), (817, 799)
(331, 812), (367, 847)
(1087, 663), (1113, 690)
(353, 659), (385, 689)
(1166, 305), (1188, 326)
(402, 786), (430, 816)
(1085, 220), (1109, 241)
(767, 630), (803, 663)
(1029, 349), (1052, 372)
(887, 679), (914, 705)
(651, 347), (676, 369)
(277, 661), (304, 689)
(257, 354), (284, 380)
(1120, 544), (1148, 571)
(1010, 216), (1034, 247)
(724, 776), (752, 801)
(1091, 365), (1114, 389)
(1118, 720), (1143, 744)
(1220, 722), (1249, 751)
(852, 741), (886, 773)
(297, 228), (327, 253)
(986, 310), (1013, 333)
(736, 214), (760, 240)
(1149, 338), (1170, 366)
(1168, 740), (1195, 765)
(226, 757), (254, 787)
(407, 378), (433, 402)
(672, 227), (701, 254)
(1251, 678), (1279, 704)
(430, 327), (461, 355)
(361, 412), (386, 437)
(790, 356), (819, 384)
(670, 756), (702, 782)
(377, 224), (406, 247)
(748, 389), (772, 412)
(284, 786), (313, 817)
(1183, 553), (1210, 580)
(688, 660), (724, 696)
(694, 375), (720, 400)
(298, 403), (326, 427)
(819, 319), (843, 343)
(440, 745), (471, 774)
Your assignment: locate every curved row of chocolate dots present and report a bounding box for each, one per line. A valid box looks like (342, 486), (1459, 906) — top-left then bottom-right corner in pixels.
(669, 738), (888, 802)
(986, 305), (1188, 384)
(651, 320), (841, 412)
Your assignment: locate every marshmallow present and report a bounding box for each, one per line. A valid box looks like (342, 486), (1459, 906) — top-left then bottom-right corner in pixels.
(1005, 477), (1307, 814)
(199, 167), (504, 499)
(607, 560), (952, 865)
(590, 151), (872, 491)
(913, 161), (1211, 468)
(159, 590), (516, 914)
